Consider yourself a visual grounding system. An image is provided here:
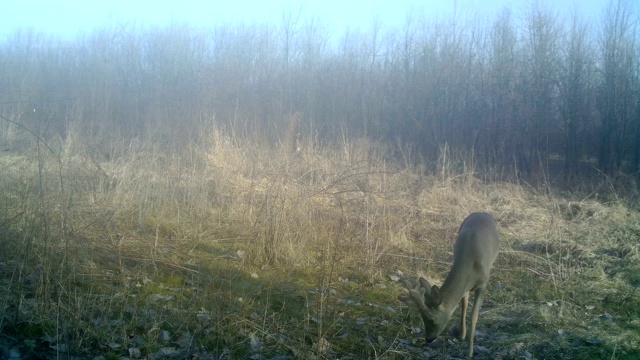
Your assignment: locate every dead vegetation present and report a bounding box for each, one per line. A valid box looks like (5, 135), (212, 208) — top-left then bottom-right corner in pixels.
(0, 126), (639, 359)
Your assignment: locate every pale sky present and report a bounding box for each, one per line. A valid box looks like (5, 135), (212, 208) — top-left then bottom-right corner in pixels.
(0, 0), (608, 40)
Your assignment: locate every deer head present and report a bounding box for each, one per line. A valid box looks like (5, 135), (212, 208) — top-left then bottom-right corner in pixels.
(398, 276), (449, 342)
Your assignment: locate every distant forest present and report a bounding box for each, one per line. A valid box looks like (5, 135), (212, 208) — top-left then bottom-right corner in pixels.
(1, 0), (638, 185)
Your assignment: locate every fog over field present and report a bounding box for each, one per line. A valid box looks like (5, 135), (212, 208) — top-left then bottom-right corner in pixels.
(0, 0), (638, 359)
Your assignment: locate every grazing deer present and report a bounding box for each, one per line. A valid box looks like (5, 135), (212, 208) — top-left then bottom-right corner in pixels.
(399, 212), (500, 358)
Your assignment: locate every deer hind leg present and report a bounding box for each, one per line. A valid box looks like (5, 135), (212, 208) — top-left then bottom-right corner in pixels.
(468, 287), (486, 358)
(459, 292), (469, 340)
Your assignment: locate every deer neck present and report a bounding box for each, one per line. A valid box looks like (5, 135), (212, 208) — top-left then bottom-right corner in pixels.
(439, 262), (473, 313)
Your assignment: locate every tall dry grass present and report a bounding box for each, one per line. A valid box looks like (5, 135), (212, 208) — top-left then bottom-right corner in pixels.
(1, 122), (639, 358)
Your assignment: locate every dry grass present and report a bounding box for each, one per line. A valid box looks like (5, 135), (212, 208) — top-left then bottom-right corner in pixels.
(0, 125), (638, 359)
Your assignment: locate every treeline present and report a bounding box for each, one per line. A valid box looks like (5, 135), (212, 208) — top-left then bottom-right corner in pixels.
(0, 0), (638, 183)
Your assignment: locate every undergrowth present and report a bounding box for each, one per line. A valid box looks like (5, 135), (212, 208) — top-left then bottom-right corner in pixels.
(0, 125), (638, 359)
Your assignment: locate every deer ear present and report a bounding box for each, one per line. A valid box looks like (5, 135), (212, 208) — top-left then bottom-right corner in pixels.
(418, 277), (431, 289)
(428, 285), (442, 306)
(422, 284), (442, 306)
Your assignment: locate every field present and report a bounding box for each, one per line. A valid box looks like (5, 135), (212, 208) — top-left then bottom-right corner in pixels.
(1, 126), (639, 359)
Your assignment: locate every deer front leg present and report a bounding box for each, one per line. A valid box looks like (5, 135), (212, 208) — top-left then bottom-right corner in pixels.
(468, 287), (486, 358)
(459, 292), (469, 340)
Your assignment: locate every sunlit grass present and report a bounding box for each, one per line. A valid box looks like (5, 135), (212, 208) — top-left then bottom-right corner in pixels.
(0, 127), (639, 359)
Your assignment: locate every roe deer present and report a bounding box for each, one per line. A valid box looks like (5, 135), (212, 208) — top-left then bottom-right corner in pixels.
(399, 212), (499, 358)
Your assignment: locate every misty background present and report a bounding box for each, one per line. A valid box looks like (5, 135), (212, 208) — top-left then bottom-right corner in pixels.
(0, 0), (638, 186)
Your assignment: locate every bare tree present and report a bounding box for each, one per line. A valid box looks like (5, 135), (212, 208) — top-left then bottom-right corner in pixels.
(521, 1), (562, 181)
(487, 9), (521, 176)
(598, 0), (638, 174)
(559, 8), (596, 183)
